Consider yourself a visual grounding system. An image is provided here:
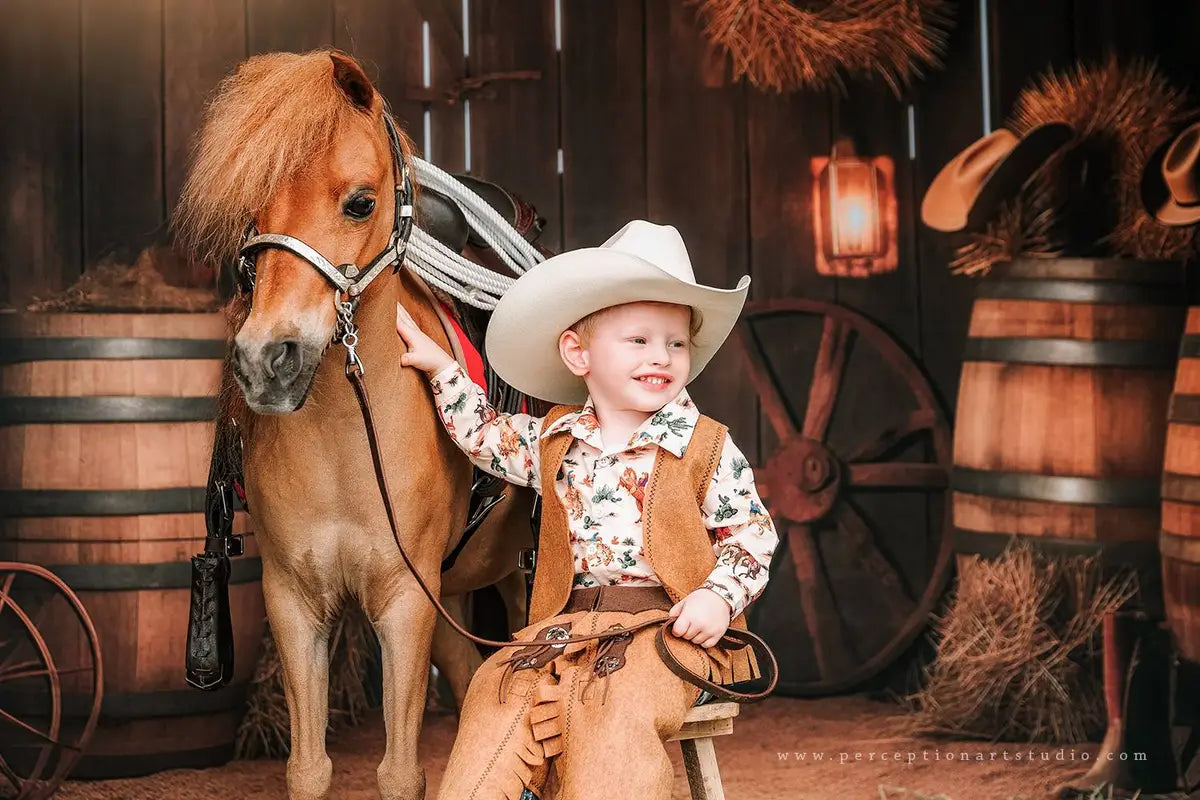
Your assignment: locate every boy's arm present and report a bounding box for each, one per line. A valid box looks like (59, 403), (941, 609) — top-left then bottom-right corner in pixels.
(698, 432), (779, 619)
(429, 361), (543, 490)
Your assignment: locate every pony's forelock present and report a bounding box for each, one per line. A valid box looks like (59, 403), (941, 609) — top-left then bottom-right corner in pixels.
(173, 49), (413, 266)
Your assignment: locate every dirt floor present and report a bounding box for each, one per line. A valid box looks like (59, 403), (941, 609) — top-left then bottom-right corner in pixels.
(56, 694), (1163, 800)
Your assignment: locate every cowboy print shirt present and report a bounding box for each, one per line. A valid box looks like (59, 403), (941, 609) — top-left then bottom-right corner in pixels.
(428, 361), (777, 618)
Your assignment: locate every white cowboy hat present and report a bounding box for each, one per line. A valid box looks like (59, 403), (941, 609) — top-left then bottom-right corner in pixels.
(484, 220), (751, 404)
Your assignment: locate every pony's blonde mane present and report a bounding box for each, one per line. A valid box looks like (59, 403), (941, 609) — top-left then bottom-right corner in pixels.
(173, 49), (410, 265)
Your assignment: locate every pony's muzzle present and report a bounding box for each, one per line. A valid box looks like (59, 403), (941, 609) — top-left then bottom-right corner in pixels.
(231, 336), (318, 413)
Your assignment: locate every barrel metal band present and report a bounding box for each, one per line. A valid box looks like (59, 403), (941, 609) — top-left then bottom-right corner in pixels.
(0, 396), (215, 424)
(0, 486), (217, 517)
(954, 529), (1162, 572)
(1169, 394), (1200, 424)
(1162, 472), (1200, 504)
(1161, 530), (1200, 565)
(1179, 334), (1200, 359)
(974, 279), (1181, 305)
(952, 466), (1160, 506)
(0, 683), (249, 719)
(47, 557), (262, 591)
(0, 337), (225, 364)
(962, 337), (1178, 368)
(991, 259), (1184, 283)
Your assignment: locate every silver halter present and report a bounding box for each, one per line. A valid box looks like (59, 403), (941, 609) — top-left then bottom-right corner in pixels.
(235, 111), (415, 375)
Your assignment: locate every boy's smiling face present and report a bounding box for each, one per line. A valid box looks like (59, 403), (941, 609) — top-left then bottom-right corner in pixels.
(558, 301), (693, 414)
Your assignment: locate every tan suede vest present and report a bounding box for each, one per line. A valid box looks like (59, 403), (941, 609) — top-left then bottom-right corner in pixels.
(529, 404), (760, 684)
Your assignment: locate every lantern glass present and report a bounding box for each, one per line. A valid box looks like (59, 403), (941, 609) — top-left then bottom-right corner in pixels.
(826, 158), (884, 259)
(810, 142), (898, 278)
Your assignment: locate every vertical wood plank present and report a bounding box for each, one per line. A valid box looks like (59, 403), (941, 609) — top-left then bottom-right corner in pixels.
(164, 0), (246, 286)
(420, 0), (467, 172)
(81, 0), (164, 268)
(469, 0), (560, 252)
(0, 0), (82, 307)
(248, 0), (333, 55)
(334, 0), (425, 149)
(646, 1), (754, 461)
(988, 0), (1074, 123)
(560, 0), (646, 250)
(913, 0), (984, 411)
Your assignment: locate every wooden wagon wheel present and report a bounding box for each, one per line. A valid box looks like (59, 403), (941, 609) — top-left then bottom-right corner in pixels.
(734, 299), (953, 696)
(0, 563), (102, 800)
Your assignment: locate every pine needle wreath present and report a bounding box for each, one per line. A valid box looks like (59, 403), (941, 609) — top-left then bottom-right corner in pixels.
(686, 0), (954, 95)
(955, 58), (1200, 275)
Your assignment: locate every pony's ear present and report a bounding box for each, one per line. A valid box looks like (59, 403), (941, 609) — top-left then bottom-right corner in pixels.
(330, 51), (379, 113)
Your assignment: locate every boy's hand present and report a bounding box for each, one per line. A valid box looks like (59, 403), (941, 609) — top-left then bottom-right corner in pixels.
(667, 588), (732, 649)
(396, 302), (456, 375)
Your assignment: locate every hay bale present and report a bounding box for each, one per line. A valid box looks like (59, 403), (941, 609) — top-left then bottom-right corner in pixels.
(900, 540), (1138, 744)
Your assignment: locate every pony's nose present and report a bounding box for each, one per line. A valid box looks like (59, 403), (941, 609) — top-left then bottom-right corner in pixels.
(263, 339), (302, 386)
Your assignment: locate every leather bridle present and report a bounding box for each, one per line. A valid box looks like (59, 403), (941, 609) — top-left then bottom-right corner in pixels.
(231, 108), (778, 704)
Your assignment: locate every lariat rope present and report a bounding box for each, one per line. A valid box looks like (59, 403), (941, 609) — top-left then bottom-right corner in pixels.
(404, 156), (544, 309)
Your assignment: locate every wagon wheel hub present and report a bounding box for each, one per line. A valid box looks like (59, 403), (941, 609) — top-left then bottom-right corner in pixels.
(732, 298), (954, 698)
(763, 436), (842, 524)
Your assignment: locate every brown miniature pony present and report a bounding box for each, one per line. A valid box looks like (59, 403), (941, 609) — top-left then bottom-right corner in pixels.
(174, 50), (530, 800)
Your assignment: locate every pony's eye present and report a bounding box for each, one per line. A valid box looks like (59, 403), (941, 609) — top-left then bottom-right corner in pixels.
(344, 194), (376, 220)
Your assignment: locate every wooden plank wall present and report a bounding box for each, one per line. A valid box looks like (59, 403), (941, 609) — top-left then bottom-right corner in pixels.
(2, 0), (1197, 457)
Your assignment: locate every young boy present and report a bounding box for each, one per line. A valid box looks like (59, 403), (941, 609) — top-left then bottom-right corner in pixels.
(396, 220), (777, 800)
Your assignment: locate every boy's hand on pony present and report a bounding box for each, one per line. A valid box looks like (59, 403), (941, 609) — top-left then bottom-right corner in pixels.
(668, 587), (732, 649)
(396, 302), (456, 375)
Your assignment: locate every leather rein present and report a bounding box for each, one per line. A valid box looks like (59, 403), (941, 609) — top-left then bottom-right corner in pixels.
(235, 110), (778, 705)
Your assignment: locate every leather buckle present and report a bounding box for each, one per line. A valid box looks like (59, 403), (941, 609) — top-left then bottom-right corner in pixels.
(517, 547), (536, 572)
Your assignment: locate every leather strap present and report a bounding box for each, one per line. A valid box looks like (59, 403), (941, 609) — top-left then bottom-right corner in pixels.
(347, 367), (778, 703)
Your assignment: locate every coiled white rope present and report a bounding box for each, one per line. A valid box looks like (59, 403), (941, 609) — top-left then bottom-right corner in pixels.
(404, 156), (546, 310)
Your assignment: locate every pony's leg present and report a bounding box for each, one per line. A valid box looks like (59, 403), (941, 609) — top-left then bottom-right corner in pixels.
(264, 574), (333, 800)
(374, 587), (438, 800)
(430, 593), (482, 714)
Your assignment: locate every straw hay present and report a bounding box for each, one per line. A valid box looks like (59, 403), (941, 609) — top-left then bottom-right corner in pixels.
(899, 540), (1138, 744)
(23, 247), (219, 313)
(954, 58), (1200, 275)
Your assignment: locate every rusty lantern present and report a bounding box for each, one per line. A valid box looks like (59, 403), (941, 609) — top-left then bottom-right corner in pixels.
(812, 138), (898, 277)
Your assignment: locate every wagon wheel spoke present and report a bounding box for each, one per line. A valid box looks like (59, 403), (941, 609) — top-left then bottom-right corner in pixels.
(734, 322), (799, 441)
(0, 658), (43, 681)
(802, 316), (853, 442)
(0, 751), (23, 793)
(847, 462), (948, 489)
(787, 523), (856, 680)
(0, 705), (58, 746)
(0, 572), (14, 619)
(846, 409), (937, 462)
(0, 662), (92, 683)
(836, 501), (918, 613)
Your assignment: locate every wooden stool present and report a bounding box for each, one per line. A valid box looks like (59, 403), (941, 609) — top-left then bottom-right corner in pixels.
(669, 701), (739, 800)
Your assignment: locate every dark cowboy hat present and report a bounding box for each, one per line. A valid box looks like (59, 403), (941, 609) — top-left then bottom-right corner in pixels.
(1141, 120), (1200, 226)
(920, 122), (1074, 232)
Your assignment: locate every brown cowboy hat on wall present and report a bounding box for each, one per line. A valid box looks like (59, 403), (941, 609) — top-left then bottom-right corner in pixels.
(1142, 120), (1200, 226)
(920, 122), (1074, 232)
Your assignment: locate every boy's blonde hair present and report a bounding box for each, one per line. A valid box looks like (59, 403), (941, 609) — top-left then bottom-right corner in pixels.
(569, 302), (701, 347)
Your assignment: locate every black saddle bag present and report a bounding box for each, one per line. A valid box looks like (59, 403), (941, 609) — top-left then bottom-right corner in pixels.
(185, 422), (244, 691)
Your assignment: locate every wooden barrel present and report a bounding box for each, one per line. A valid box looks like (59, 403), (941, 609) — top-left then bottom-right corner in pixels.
(1162, 308), (1200, 663)
(0, 312), (265, 778)
(951, 259), (1189, 612)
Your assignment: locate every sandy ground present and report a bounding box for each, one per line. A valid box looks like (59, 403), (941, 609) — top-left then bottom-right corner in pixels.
(55, 694), (1168, 800)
